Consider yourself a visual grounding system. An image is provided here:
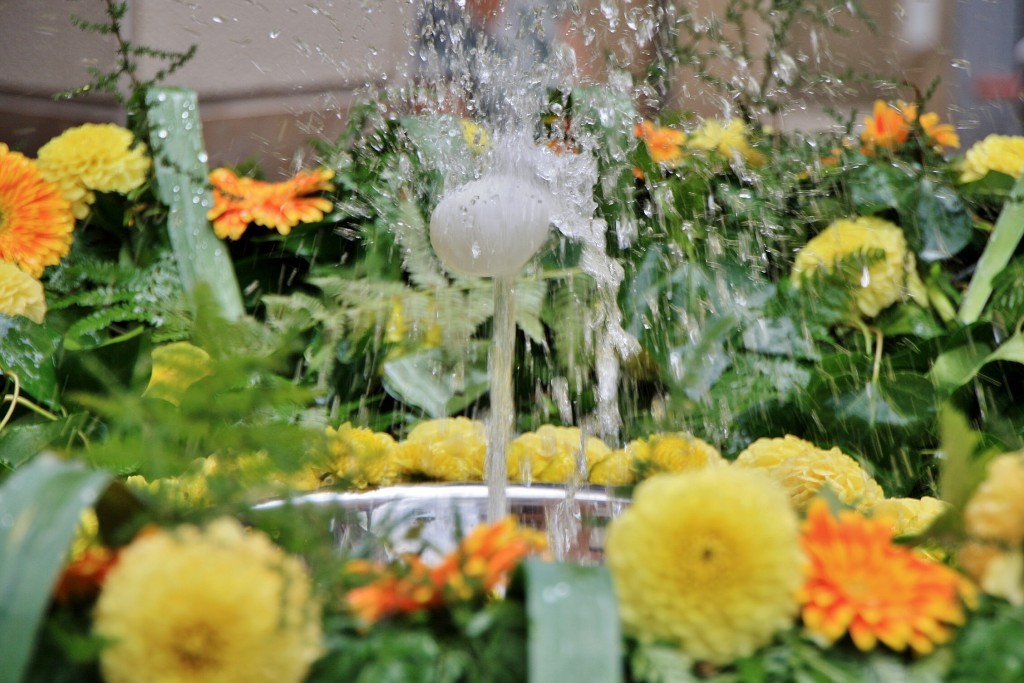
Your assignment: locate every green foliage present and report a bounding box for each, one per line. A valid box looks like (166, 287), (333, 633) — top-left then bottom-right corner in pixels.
(0, 457), (112, 683)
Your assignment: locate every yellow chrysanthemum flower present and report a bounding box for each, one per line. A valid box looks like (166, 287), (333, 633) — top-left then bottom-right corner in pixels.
(588, 448), (635, 486)
(687, 118), (765, 166)
(506, 424), (611, 483)
(956, 451), (1024, 604)
(627, 432), (723, 477)
(461, 119), (490, 154)
(0, 143), (75, 277)
(791, 216), (927, 318)
(870, 496), (948, 537)
(396, 417), (487, 482)
(734, 434), (885, 511)
(36, 123), (151, 220)
(0, 262), (45, 323)
(94, 517), (323, 683)
(606, 468), (803, 665)
(324, 422), (399, 489)
(801, 498), (972, 655)
(960, 134), (1024, 182)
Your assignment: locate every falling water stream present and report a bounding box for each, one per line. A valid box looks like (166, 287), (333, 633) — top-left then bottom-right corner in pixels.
(487, 275), (516, 521)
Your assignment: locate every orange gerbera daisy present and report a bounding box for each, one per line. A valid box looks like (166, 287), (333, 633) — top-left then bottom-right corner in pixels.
(800, 499), (972, 655)
(207, 167), (334, 240)
(861, 100), (959, 153)
(861, 100), (911, 152)
(0, 144), (74, 277)
(345, 516), (546, 625)
(635, 120), (687, 168)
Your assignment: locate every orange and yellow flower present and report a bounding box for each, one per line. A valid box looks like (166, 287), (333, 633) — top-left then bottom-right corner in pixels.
(345, 516), (546, 625)
(0, 144), (75, 277)
(54, 546), (119, 605)
(800, 499), (973, 655)
(861, 100), (959, 153)
(635, 120), (687, 168)
(208, 167), (334, 240)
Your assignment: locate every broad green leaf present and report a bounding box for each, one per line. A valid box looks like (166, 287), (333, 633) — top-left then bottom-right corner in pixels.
(830, 372), (936, 428)
(900, 176), (973, 262)
(0, 414), (88, 468)
(936, 405), (993, 512)
(382, 348), (488, 418)
(849, 162), (913, 212)
(0, 456), (112, 683)
(525, 559), (623, 683)
(742, 316), (821, 360)
(930, 329), (1024, 393)
(0, 315), (61, 408)
(960, 170), (1024, 322)
(145, 87), (245, 322)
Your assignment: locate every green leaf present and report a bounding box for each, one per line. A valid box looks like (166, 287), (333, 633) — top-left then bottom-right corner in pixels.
(830, 372), (936, 428)
(525, 559), (623, 683)
(929, 329), (1024, 393)
(382, 347), (488, 418)
(0, 456), (112, 683)
(0, 315), (61, 408)
(936, 405), (991, 512)
(900, 176), (973, 262)
(0, 415), (88, 468)
(145, 86), (245, 321)
(849, 162), (913, 213)
(741, 316), (821, 360)
(960, 170), (1024, 322)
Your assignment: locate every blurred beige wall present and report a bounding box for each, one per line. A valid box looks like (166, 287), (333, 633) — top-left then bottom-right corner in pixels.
(0, 0), (956, 171)
(0, 0), (415, 174)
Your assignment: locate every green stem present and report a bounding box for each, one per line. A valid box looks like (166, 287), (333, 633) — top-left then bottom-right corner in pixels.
(958, 171), (1024, 323)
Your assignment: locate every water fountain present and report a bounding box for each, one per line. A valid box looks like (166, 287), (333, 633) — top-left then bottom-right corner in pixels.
(259, 0), (639, 561)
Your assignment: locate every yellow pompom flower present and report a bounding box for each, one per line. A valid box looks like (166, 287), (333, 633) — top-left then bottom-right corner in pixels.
(0, 262), (45, 323)
(734, 434), (885, 511)
(870, 496), (948, 537)
(0, 143), (75, 277)
(94, 517), (323, 683)
(957, 451), (1024, 604)
(791, 216), (927, 318)
(324, 422), (399, 489)
(461, 119), (490, 154)
(507, 425), (612, 483)
(396, 417), (487, 482)
(36, 123), (151, 219)
(627, 432), (723, 477)
(687, 118), (765, 166)
(588, 448), (635, 486)
(606, 468), (803, 665)
(960, 134), (1024, 182)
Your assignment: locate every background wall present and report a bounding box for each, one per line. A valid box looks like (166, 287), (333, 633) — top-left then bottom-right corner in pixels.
(1, 0), (1020, 174)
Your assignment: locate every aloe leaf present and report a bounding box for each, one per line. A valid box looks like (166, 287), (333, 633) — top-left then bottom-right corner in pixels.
(144, 86), (245, 322)
(525, 558), (623, 683)
(959, 171), (1024, 323)
(0, 455), (112, 683)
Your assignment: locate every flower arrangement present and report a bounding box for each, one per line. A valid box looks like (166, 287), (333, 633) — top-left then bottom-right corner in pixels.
(5, 1), (1024, 682)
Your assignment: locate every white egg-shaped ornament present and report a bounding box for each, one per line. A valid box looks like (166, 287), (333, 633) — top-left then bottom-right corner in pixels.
(429, 173), (554, 278)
